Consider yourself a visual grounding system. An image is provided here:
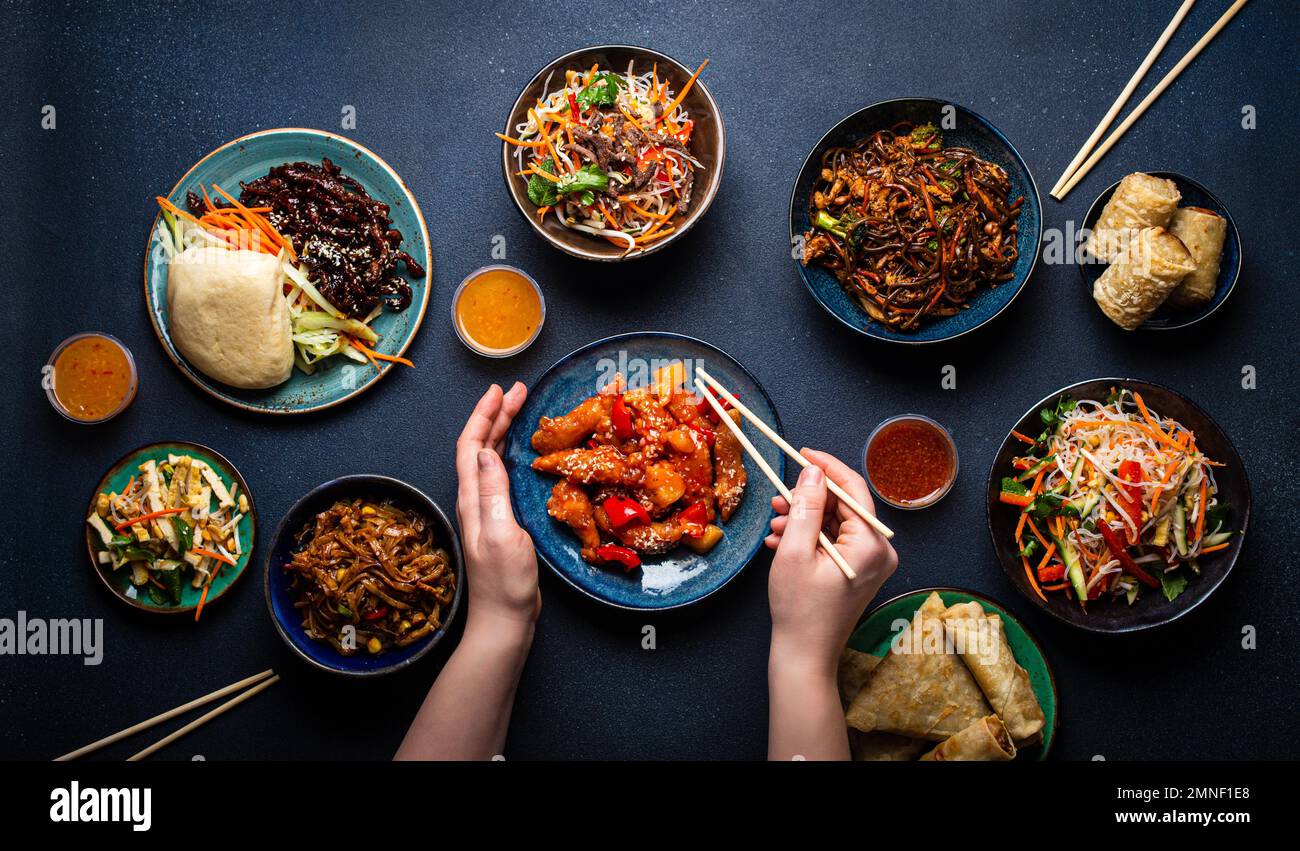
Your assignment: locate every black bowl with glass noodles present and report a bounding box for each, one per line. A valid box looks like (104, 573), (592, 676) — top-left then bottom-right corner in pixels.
(264, 475), (463, 677)
(500, 45), (725, 262)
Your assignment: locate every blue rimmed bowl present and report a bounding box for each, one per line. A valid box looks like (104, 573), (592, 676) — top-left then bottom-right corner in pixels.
(264, 475), (463, 677)
(790, 98), (1041, 344)
(143, 128), (431, 414)
(504, 332), (783, 610)
(1079, 171), (1241, 330)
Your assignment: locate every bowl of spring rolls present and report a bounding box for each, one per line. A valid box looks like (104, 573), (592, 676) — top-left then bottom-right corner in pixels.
(838, 588), (1057, 761)
(1080, 172), (1240, 331)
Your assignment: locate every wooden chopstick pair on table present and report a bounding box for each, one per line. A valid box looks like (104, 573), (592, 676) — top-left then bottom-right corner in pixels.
(55, 669), (279, 762)
(1051, 0), (1249, 200)
(693, 367), (893, 581)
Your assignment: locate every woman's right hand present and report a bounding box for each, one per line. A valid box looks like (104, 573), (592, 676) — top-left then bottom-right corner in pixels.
(765, 449), (898, 667)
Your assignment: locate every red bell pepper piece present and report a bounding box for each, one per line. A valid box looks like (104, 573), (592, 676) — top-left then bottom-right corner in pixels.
(685, 420), (716, 447)
(567, 91), (580, 121)
(678, 502), (710, 537)
(1011, 457), (1033, 471)
(602, 495), (650, 529)
(611, 395), (634, 440)
(594, 543), (641, 573)
(1117, 459), (1144, 542)
(695, 391), (736, 424)
(362, 605), (389, 621)
(1037, 562), (1066, 583)
(1098, 523), (1159, 589)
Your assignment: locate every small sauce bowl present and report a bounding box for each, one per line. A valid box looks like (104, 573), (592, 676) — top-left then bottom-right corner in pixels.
(863, 414), (958, 510)
(452, 265), (546, 358)
(45, 332), (138, 424)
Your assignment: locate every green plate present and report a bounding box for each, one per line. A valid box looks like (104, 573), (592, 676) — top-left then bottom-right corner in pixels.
(84, 441), (257, 616)
(849, 586), (1058, 759)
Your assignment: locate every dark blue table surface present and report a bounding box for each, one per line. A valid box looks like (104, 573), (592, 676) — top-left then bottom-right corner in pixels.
(2, 0), (1296, 760)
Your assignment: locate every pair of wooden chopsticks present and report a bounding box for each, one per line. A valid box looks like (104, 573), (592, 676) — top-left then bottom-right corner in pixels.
(55, 669), (279, 761)
(693, 367), (894, 581)
(1051, 0), (1249, 199)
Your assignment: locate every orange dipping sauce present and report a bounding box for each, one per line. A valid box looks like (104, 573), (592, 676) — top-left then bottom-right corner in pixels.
(454, 266), (544, 356)
(49, 334), (137, 422)
(865, 416), (957, 509)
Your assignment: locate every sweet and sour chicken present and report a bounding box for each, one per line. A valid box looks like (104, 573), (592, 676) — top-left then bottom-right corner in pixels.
(530, 362), (747, 572)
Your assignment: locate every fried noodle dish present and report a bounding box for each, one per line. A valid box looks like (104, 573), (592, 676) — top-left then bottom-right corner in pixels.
(530, 361), (746, 573)
(801, 122), (1024, 331)
(285, 499), (455, 655)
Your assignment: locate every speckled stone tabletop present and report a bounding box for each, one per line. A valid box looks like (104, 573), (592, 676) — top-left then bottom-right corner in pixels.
(1, 0), (1295, 760)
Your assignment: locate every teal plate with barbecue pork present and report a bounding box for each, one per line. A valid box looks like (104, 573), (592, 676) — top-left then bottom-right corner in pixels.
(790, 98), (1041, 344)
(504, 332), (783, 611)
(143, 128), (431, 414)
(84, 441), (256, 616)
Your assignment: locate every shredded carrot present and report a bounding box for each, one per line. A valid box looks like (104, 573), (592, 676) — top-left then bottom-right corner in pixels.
(659, 59), (709, 121)
(1035, 543), (1057, 572)
(1009, 429), (1036, 445)
(635, 226), (676, 245)
(1198, 542), (1230, 554)
(211, 184), (297, 262)
(114, 507), (187, 532)
(1193, 477), (1208, 543)
(349, 337), (414, 368)
(191, 547), (236, 567)
(526, 165), (561, 183)
(496, 132), (546, 147)
(1022, 556), (1047, 602)
(1026, 517), (1049, 550)
(617, 104), (645, 134)
(194, 562), (224, 623)
(1015, 510), (1029, 542)
(1133, 393), (1183, 450)
(155, 196), (202, 226)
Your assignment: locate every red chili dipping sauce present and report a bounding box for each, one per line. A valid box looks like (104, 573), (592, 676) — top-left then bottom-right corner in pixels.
(864, 416), (957, 509)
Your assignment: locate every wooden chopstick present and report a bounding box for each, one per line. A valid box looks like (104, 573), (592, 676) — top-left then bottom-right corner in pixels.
(128, 674), (281, 761)
(695, 368), (895, 541)
(694, 378), (857, 580)
(54, 669), (275, 761)
(1049, 0), (1196, 197)
(1055, 0), (1249, 199)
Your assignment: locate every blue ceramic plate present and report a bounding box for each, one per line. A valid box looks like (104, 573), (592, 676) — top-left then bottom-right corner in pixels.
(1079, 171), (1241, 330)
(263, 475), (464, 677)
(143, 129), (431, 414)
(505, 332), (783, 610)
(790, 98), (1041, 344)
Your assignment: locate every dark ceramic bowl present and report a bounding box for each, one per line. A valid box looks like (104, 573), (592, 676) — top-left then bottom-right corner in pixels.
(500, 45), (724, 261)
(264, 475), (464, 676)
(1079, 171), (1241, 330)
(986, 378), (1250, 633)
(790, 97), (1041, 344)
(504, 332), (782, 610)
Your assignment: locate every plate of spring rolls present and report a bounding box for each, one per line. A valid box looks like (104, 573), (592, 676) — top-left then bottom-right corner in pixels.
(839, 588), (1057, 761)
(1080, 171), (1240, 331)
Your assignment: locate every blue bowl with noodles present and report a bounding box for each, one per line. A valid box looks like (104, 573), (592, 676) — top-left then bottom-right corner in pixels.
(143, 128), (431, 414)
(789, 98), (1041, 344)
(504, 332), (782, 610)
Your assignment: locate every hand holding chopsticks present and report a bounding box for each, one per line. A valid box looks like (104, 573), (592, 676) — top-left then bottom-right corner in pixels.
(55, 669), (279, 761)
(696, 368), (894, 541)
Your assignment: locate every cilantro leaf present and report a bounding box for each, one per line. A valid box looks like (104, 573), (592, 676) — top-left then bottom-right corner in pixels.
(1159, 568), (1188, 602)
(526, 157), (558, 207)
(576, 73), (626, 110)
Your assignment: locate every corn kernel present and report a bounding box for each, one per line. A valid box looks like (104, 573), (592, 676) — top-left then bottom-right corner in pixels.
(367, 637), (382, 654)
(361, 506), (376, 516)
(238, 495), (249, 513)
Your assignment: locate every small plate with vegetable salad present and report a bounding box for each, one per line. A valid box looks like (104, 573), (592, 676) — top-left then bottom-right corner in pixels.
(85, 442), (256, 617)
(986, 379), (1249, 633)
